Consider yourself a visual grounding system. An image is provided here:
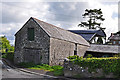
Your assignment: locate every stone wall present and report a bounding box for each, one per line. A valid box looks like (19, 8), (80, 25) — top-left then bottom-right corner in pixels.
(77, 44), (89, 57)
(14, 18), (89, 65)
(14, 18), (50, 64)
(64, 59), (115, 78)
(49, 38), (89, 66)
(14, 32), (24, 63)
(49, 38), (75, 65)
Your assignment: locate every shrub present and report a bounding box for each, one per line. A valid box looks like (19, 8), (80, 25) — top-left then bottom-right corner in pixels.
(85, 54), (93, 58)
(118, 53), (120, 57)
(68, 56), (120, 77)
(67, 55), (79, 60)
(2, 54), (7, 58)
(39, 64), (53, 71)
(52, 65), (63, 70)
(53, 67), (64, 76)
(113, 54), (119, 57)
(2, 52), (14, 61)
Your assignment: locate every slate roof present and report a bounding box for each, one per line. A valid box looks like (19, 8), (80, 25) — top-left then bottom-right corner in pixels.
(108, 31), (120, 40)
(32, 17), (89, 46)
(87, 44), (120, 54)
(69, 30), (106, 41)
(76, 33), (95, 41)
(109, 35), (120, 40)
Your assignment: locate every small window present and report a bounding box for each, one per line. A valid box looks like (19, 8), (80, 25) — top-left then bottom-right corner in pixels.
(75, 43), (77, 51)
(74, 50), (77, 55)
(119, 41), (120, 44)
(74, 43), (77, 55)
(113, 41), (116, 44)
(28, 28), (34, 41)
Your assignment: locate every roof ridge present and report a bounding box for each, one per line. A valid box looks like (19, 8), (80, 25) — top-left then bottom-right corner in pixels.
(32, 17), (68, 31)
(32, 17), (85, 38)
(31, 17), (89, 46)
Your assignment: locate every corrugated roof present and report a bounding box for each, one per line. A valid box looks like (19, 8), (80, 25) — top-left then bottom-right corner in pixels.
(78, 34), (95, 41)
(69, 30), (106, 37)
(69, 30), (106, 41)
(69, 30), (99, 34)
(70, 30), (106, 36)
(87, 44), (120, 54)
(32, 17), (89, 46)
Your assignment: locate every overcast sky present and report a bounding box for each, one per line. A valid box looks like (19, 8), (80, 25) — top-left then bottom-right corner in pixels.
(0, 0), (119, 45)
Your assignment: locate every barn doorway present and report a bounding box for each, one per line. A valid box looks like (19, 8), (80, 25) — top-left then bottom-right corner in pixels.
(24, 48), (42, 64)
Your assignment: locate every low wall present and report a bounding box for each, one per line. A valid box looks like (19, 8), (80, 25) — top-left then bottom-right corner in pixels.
(64, 58), (115, 78)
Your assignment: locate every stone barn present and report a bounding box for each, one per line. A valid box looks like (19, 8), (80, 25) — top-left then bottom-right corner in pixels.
(14, 17), (90, 65)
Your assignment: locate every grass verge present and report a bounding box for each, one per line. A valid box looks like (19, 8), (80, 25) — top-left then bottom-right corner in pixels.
(18, 62), (63, 76)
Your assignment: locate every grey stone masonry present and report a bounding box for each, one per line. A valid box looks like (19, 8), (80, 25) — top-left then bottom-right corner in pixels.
(14, 18), (50, 64)
(14, 17), (90, 65)
(49, 38), (75, 65)
(64, 58), (115, 78)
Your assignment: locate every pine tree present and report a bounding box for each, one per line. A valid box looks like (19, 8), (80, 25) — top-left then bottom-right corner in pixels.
(78, 9), (105, 29)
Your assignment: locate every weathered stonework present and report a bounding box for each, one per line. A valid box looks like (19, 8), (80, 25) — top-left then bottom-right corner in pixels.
(49, 38), (75, 65)
(14, 19), (50, 64)
(64, 59), (116, 78)
(77, 44), (89, 57)
(14, 17), (89, 65)
(49, 38), (89, 65)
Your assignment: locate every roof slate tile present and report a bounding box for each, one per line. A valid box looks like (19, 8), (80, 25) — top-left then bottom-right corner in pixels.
(32, 17), (89, 46)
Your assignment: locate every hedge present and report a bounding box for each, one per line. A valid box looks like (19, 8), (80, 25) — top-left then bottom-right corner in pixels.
(68, 55), (120, 77)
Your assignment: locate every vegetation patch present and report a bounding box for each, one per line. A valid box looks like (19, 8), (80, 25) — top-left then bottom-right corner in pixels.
(74, 74), (82, 78)
(1, 36), (14, 62)
(18, 62), (63, 76)
(2, 52), (14, 62)
(0, 36), (14, 53)
(67, 55), (120, 77)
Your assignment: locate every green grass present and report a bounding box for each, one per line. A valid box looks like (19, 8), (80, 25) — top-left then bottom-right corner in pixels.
(18, 62), (63, 76)
(51, 65), (64, 76)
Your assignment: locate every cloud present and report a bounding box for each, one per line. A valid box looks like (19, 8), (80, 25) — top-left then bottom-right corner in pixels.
(2, 3), (27, 23)
(1, 2), (50, 45)
(101, 3), (118, 38)
(118, 2), (120, 31)
(1, 1), (118, 45)
(1, 23), (22, 44)
(44, 2), (89, 30)
(2, 2), (50, 23)
(87, 1), (118, 38)
(48, 2), (88, 22)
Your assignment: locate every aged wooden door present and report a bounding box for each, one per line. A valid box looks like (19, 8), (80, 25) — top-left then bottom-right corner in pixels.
(24, 49), (41, 64)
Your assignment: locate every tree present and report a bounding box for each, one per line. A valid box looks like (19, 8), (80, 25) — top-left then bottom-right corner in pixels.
(115, 31), (120, 35)
(78, 9), (105, 29)
(0, 36), (14, 53)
